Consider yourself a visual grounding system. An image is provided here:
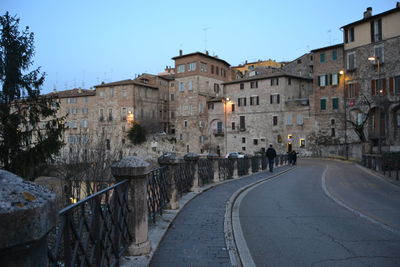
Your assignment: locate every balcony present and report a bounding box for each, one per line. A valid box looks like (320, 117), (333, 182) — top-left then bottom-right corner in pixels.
(213, 129), (224, 137)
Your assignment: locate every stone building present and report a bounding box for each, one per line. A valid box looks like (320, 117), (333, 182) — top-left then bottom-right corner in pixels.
(232, 59), (283, 78)
(310, 44), (347, 147)
(341, 4), (400, 152)
(171, 50), (231, 155)
(221, 69), (313, 156)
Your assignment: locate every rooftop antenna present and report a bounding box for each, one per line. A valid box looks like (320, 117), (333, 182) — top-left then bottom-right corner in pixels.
(328, 29), (332, 45)
(81, 70), (85, 88)
(202, 27), (210, 52)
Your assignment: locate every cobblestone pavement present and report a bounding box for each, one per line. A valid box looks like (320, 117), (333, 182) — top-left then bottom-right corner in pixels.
(150, 165), (291, 267)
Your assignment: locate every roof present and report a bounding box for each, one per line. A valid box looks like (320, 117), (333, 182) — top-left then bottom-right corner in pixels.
(94, 79), (158, 89)
(46, 88), (96, 98)
(223, 70), (312, 85)
(311, 43), (344, 53)
(172, 52), (231, 67)
(341, 6), (400, 29)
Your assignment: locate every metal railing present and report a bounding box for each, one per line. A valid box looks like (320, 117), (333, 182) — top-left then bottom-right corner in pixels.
(251, 156), (261, 173)
(175, 162), (194, 196)
(362, 154), (400, 180)
(147, 166), (169, 224)
(218, 158), (234, 180)
(198, 158), (214, 185)
(237, 158), (250, 176)
(48, 180), (131, 267)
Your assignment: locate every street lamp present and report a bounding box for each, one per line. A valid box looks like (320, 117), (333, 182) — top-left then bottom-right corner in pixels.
(222, 97), (230, 155)
(339, 69), (348, 159)
(368, 56), (382, 153)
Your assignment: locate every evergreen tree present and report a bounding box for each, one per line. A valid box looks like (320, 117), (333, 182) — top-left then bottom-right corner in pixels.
(0, 12), (65, 179)
(127, 122), (146, 145)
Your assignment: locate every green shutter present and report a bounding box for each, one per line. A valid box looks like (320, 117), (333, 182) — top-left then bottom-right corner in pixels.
(332, 98), (339, 109)
(320, 99), (326, 110)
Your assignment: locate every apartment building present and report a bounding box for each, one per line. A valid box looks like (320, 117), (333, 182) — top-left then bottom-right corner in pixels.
(171, 50), (231, 154)
(232, 59), (283, 78)
(341, 4), (400, 152)
(222, 69), (313, 155)
(311, 44), (347, 145)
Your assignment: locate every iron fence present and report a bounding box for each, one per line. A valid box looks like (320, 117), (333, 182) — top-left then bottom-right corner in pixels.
(147, 166), (169, 224)
(175, 162), (193, 196)
(251, 156), (261, 173)
(48, 180), (131, 267)
(198, 158), (214, 185)
(237, 158), (250, 176)
(362, 154), (400, 180)
(218, 158), (234, 180)
(261, 154), (267, 170)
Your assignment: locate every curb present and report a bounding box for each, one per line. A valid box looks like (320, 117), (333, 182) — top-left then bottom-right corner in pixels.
(122, 164), (290, 267)
(224, 167), (295, 267)
(355, 163), (400, 188)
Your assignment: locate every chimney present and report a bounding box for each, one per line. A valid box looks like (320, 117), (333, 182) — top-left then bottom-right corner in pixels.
(397, 2), (400, 8)
(179, 49), (183, 56)
(205, 50), (209, 55)
(363, 7), (372, 19)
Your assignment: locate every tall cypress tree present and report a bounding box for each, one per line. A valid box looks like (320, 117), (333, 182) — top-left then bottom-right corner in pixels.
(0, 12), (65, 179)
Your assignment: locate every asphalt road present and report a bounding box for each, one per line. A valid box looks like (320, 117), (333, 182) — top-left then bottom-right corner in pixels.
(238, 159), (400, 266)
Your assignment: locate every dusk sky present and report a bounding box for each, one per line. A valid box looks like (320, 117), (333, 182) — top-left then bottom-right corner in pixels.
(1, 0), (396, 93)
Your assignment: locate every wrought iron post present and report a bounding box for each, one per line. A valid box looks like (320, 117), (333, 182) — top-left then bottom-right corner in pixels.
(208, 153), (220, 183)
(184, 153), (200, 192)
(158, 153), (180, 210)
(232, 158), (239, 178)
(111, 156), (151, 256)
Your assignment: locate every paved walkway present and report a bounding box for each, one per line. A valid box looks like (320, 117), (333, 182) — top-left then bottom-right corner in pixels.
(149, 165), (291, 267)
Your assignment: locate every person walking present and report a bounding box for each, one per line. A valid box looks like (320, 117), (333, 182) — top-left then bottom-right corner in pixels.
(291, 150), (298, 165)
(266, 144), (277, 172)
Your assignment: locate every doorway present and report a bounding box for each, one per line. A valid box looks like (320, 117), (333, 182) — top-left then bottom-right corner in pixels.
(287, 142), (292, 153)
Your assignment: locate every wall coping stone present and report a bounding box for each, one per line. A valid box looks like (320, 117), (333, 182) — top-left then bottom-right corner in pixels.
(111, 156), (151, 178)
(184, 153), (199, 161)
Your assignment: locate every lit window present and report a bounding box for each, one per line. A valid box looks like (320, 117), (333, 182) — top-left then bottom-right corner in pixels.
(177, 64), (185, 73)
(300, 138), (305, 148)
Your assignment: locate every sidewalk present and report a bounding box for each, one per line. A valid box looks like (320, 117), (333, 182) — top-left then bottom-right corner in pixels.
(122, 165), (291, 267)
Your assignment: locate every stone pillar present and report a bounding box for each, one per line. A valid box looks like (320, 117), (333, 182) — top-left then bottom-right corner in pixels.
(232, 159), (239, 179)
(207, 153), (220, 183)
(111, 156), (151, 256)
(158, 153), (180, 210)
(184, 153), (200, 192)
(0, 170), (58, 267)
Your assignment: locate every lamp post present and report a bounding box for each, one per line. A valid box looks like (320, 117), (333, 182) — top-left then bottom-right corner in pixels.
(368, 56), (382, 154)
(339, 69), (348, 159)
(222, 97), (230, 155)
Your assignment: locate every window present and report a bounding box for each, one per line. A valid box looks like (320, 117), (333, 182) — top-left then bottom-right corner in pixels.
(184, 120), (188, 127)
(318, 75), (327, 87)
(296, 114), (304, 125)
(189, 104), (192, 115)
(253, 139), (258, 145)
(332, 98), (339, 110)
(238, 97), (247, 106)
(214, 83), (220, 94)
(199, 103), (204, 113)
(82, 107), (88, 114)
(240, 116), (245, 130)
(106, 139), (110, 150)
(171, 111), (175, 119)
(332, 50), (337, 61)
(211, 65), (214, 74)
(270, 94), (280, 104)
(371, 19), (382, 42)
(179, 82), (185, 92)
(141, 108), (144, 119)
(171, 94), (175, 101)
(331, 128), (336, 137)
(99, 91), (104, 97)
(346, 83), (359, 98)
(345, 27), (354, 43)
(110, 87), (114, 97)
(108, 108), (113, 121)
(188, 62), (196, 71)
(286, 114), (292, 125)
(123, 91), (127, 97)
(331, 119), (335, 125)
(300, 138), (305, 148)
(371, 78), (386, 95)
(177, 64), (185, 73)
(67, 97), (77, 104)
(297, 59), (302, 64)
(271, 78), (279, 86)
(200, 62), (207, 72)
(231, 104), (235, 112)
(250, 81), (258, 88)
(374, 45), (384, 63)
(273, 116), (278, 126)
(199, 136), (204, 144)
(216, 66), (219, 75)
(232, 122), (235, 130)
(99, 109), (104, 121)
(332, 74), (338, 86)
(240, 83), (244, 90)
(320, 99), (327, 110)
(347, 52), (356, 70)
(208, 103), (214, 110)
(395, 76), (400, 95)
(320, 53), (325, 63)
(242, 147), (246, 151)
(250, 96), (259, 105)
(80, 120), (88, 128)
(199, 121), (204, 128)
(288, 78), (291, 85)
(242, 137), (246, 143)
(188, 80), (193, 91)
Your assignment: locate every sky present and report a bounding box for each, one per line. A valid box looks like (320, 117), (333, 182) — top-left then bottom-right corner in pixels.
(1, 0), (397, 93)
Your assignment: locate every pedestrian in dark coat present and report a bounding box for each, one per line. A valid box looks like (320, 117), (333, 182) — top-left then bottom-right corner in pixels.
(291, 150), (298, 165)
(288, 151), (292, 165)
(266, 144), (277, 172)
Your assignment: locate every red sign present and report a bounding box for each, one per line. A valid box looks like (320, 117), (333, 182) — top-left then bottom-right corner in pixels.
(349, 99), (355, 107)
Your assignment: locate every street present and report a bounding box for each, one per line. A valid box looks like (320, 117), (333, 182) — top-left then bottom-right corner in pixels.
(237, 159), (400, 266)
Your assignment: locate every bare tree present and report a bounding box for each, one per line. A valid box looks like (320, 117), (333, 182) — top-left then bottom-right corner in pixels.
(347, 94), (372, 142)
